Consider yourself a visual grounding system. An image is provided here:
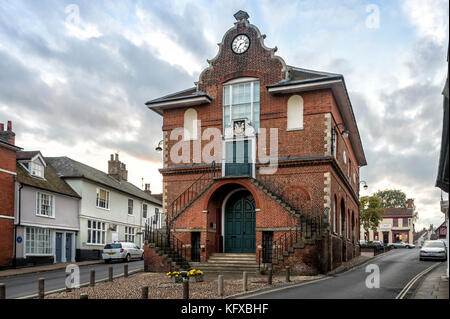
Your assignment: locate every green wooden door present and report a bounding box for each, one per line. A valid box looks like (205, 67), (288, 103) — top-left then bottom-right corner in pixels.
(225, 191), (255, 253)
(225, 140), (252, 176)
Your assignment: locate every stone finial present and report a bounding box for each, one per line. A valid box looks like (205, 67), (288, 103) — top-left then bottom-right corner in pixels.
(234, 10), (249, 22)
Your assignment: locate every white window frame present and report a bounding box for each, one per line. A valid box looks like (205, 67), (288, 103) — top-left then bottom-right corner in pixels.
(128, 199), (134, 215)
(30, 161), (44, 178)
(125, 226), (136, 243)
(36, 192), (55, 218)
(25, 227), (53, 256)
(96, 188), (110, 210)
(142, 203), (148, 219)
(223, 78), (260, 134)
(87, 219), (106, 245)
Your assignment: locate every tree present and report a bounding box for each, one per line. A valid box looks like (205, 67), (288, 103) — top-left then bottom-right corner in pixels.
(374, 189), (408, 208)
(360, 196), (384, 237)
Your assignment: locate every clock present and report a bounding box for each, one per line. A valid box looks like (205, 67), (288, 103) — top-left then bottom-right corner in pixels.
(232, 34), (250, 54)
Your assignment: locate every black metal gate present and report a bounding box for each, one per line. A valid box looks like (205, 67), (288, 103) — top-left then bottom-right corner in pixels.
(262, 231), (273, 263)
(191, 232), (201, 262)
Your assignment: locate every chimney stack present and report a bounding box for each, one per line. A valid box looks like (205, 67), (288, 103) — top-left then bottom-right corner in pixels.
(407, 199), (414, 209)
(108, 153), (128, 182)
(144, 183), (151, 194)
(0, 120), (15, 145)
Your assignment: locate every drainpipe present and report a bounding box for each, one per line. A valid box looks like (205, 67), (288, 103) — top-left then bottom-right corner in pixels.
(13, 182), (24, 268)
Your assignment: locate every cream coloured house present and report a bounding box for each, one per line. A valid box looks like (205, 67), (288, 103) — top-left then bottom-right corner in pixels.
(360, 200), (415, 245)
(47, 154), (162, 261)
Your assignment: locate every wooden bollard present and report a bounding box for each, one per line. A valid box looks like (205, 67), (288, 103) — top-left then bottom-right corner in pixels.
(0, 283), (5, 299)
(80, 293), (88, 299)
(243, 272), (248, 292)
(285, 266), (291, 282)
(268, 268), (273, 285)
(38, 278), (45, 299)
(141, 286), (148, 299)
(108, 266), (113, 282)
(90, 269), (95, 287)
(218, 275), (224, 297)
(124, 264), (128, 278)
(183, 279), (189, 299)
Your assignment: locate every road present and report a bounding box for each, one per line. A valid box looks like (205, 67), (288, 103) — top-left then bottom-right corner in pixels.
(0, 260), (144, 299)
(243, 248), (442, 299)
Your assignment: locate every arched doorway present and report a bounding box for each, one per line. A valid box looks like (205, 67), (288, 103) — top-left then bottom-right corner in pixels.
(224, 190), (256, 253)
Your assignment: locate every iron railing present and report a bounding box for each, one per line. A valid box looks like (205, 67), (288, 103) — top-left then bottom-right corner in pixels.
(258, 214), (325, 269)
(256, 174), (304, 214)
(168, 161), (218, 229)
(144, 215), (189, 268)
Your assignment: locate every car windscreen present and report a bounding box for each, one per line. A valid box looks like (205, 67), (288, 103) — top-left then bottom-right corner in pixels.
(104, 243), (122, 249)
(423, 241), (444, 248)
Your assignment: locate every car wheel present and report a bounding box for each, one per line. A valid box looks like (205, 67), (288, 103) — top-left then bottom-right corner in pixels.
(141, 253), (144, 260)
(419, 258), (423, 261)
(104, 259), (111, 264)
(124, 254), (131, 263)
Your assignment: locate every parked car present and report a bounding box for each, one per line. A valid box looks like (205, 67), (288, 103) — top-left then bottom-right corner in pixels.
(387, 241), (415, 249)
(420, 240), (447, 261)
(372, 241), (384, 248)
(102, 242), (144, 263)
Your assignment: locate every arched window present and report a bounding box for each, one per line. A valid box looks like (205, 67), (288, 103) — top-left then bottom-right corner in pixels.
(333, 195), (337, 233)
(184, 108), (197, 140)
(287, 95), (304, 130)
(340, 199), (345, 236)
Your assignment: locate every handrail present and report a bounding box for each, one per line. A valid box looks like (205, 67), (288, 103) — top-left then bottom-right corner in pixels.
(255, 174), (303, 214)
(168, 161), (218, 229)
(144, 214), (189, 268)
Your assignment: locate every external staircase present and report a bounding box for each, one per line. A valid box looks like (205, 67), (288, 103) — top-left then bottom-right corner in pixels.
(190, 253), (259, 273)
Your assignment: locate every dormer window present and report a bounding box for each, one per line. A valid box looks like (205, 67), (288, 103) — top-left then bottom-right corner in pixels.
(31, 162), (44, 178)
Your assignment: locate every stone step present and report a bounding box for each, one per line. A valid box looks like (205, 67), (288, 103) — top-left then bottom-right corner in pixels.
(210, 253), (255, 257)
(206, 259), (257, 264)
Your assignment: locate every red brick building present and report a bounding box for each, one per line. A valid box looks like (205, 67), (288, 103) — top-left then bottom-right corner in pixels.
(145, 11), (366, 274)
(0, 121), (22, 268)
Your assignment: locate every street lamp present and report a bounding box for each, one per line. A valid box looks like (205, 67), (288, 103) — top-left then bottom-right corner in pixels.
(333, 123), (350, 138)
(359, 180), (368, 190)
(155, 140), (163, 152)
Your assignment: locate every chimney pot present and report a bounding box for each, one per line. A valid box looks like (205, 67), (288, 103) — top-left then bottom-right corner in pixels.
(407, 199), (414, 209)
(0, 123), (4, 131)
(110, 154), (114, 161)
(7, 121), (12, 131)
(115, 153), (119, 161)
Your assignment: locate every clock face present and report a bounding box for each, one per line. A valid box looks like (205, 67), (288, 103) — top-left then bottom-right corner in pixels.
(232, 34), (250, 54)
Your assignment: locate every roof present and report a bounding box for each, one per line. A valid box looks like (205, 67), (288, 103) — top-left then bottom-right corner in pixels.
(146, 88), (213, 116)
(0, 138), (22, 151)
(16, 151), (43, 161)
(45, 157), (162, 206)
(16, 162), (81, 198)
(383, 208), (414, 218)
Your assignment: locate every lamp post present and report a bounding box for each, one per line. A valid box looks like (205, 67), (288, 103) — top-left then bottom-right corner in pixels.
(359, 181), (368, 191)
(155, 140), (163, 152)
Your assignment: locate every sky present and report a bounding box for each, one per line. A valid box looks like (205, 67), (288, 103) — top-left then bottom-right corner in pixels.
(0, 0), (448, 230)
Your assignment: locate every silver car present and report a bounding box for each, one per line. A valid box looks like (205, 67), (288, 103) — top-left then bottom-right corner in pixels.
(420, 240), (447, 261)
(387, 241), (415, 249)
(102, 242), (144, 263)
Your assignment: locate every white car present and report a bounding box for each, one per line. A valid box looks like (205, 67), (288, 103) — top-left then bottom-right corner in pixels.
(102, 242), (144, 263)
(387, 241), (415, 249)
(420, 240), (447, 261)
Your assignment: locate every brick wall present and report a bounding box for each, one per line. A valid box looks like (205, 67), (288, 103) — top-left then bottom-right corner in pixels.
(0, 145), (17, 267)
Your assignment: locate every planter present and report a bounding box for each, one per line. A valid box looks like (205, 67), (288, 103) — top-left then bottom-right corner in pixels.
(189, 275), (204, 283)
(173, 277), (183, 283)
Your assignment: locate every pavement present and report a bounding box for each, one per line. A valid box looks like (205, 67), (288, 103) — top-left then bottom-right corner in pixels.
(413, 262), (449, 299)
(0, 260), (103, 278)
(239, 248), (440, 299)
(0, 260), (144, 299)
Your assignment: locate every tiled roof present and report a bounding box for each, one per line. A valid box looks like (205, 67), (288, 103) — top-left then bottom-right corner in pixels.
(16, 151), (42, 161)
(46, 157), (162, 206)
(16, 162), (80, 198)
(383, 208), (414, 217)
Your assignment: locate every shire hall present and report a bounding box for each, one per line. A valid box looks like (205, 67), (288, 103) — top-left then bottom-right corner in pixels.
(144, 10), (367, 274)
